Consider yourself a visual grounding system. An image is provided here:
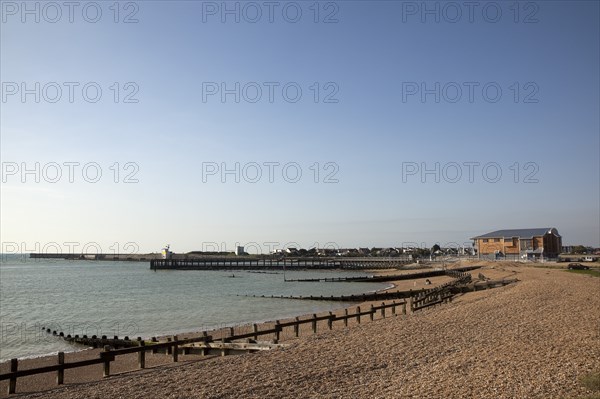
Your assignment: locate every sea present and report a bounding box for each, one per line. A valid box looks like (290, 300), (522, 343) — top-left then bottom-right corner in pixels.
(0, 255), (389, 361)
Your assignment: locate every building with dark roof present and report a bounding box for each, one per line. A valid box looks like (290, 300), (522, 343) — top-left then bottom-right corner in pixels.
(470, 228), (562, 260)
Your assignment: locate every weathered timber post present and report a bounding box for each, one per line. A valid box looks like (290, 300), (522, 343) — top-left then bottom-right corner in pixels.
(356, 306), (361, 324)
(138, 340), (146, 369)
(344, 309), (349, 327)
(57, 352), (65, 385)
(327, 312), (333, 330)
(102, 346), (111, 378)
(167, 337), (172, 355)
(8, 358), (17, 394)
(229, 327), (235, 339)
(370, 305), (375, 321)
(294, 317), (300, 337)
(381, 302), (386, 318)
(391, 301), (396, 316)
(275, 321), (281, 343)
(173, 336), (178, 362)
(402, 301), (407, 315)
(253, 324), (259, 340)
(151, 337), (158, 354)
(312, 314), (317, 334)
(200, 332), (208, 356)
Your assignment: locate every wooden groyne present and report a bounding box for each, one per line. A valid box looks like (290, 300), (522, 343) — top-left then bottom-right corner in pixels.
(244, 291), (414, 302)
(249, 270), (517, 304)
(41, 327), (142, 349)
(284, 266), (483, 283)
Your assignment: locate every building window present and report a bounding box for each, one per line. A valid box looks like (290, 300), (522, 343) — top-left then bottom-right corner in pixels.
(483, 239), (489, 243)
(521, 239), (533, 250)
(493, 238), (500, 242)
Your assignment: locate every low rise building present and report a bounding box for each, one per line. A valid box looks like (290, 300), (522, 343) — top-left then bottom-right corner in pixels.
(471, 228), (562, 260)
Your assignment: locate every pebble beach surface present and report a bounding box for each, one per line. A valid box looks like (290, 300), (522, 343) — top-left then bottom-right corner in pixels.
(3, 263), (599, 399)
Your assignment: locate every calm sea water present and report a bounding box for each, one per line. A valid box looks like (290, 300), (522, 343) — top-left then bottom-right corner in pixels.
(0, 255), (388, 361)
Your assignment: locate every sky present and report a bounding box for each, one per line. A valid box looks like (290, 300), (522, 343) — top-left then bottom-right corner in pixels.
(1, 0), (599, 254)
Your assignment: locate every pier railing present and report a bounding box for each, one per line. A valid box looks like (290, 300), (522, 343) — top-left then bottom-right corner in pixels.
(0, 301), (406, 395)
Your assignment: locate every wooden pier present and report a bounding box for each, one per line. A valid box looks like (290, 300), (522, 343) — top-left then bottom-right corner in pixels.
(150, 257), (338, 270)
(150, 257), (415, 271)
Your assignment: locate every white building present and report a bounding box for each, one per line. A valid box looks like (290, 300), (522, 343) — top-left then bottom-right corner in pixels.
(161, 245), (173, 259)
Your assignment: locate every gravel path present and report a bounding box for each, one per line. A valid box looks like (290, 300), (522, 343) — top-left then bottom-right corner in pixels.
(5, 265), (600, 399)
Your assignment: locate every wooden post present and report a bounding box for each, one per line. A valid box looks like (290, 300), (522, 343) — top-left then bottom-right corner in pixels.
(172, 336), (178, 362)
(167, 337), (172, 355)
(312, 314), (317, 334)
(8, 358), (17, 394)
(370, 305), (374, 321)
(402, 301), (407, 315)
(344, 308), (349, 327)
(381, 302), (386, 318)
(391, 301), (396, 316)
(201, 332), (208, 356)
(229, 327), (235, 339)
(327, 312), (333, 330)
(102, 346), (111, 378)
(138, 340), (146, 369)
(253, 324), (258, 340)
(294, 317), (300, 337)
(57, 352), (64, 385)
(356, 306), (361, 324)
(274, 321), (281, 343)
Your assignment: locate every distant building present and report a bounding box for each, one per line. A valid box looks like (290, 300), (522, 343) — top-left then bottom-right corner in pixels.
(235, 246), (245, 256)
(285, 248), (298, 256)
(471, 228), (562, 260)
(161, 245), (173, 259)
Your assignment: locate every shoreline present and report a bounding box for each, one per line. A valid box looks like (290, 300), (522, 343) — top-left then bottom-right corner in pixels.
(0, 261), (513, 365)
(0, 264), (420, 363)
(4, 261), (596, 398)
(0, 269), (401, 364)
(0, 263), (466, 364)
(0, 268), (396, 363)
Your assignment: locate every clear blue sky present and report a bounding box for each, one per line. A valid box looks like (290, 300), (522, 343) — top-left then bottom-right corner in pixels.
(1, 1), (599, 253)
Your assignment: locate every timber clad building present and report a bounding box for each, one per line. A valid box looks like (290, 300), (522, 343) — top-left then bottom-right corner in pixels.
(471, 228), (562, 260)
